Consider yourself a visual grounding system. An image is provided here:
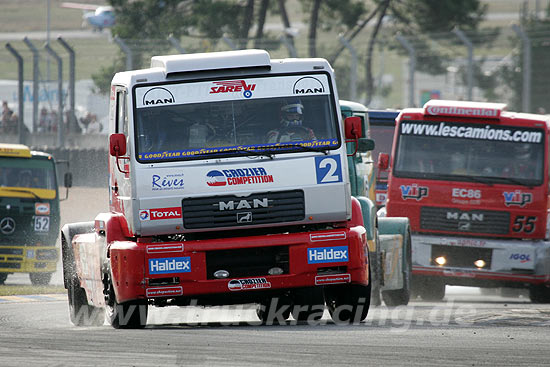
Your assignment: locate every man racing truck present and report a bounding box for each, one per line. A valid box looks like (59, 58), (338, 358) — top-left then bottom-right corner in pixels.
(382, 100), (550, 302)
(61, 50), (410, 329)
(0, 143), (71, 285)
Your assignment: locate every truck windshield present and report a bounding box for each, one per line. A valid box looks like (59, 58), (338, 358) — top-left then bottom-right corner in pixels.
(133, 74), (340, 162)
(0, 158), (57, 190)
(393, 120), (545, 186)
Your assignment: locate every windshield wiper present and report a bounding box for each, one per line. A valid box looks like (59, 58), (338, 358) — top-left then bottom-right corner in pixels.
(272, 143), (330, 155)
(230, 148), (274, 159)
(420, 173), (494, 186)
(489, 176), (535, 188)
(1, 188), (43, 200)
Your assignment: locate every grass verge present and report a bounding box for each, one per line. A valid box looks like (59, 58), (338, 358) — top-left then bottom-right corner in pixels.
(0, 285), (65, 296)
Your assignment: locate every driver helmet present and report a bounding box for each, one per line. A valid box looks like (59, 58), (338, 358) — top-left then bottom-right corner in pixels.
(280, 100), (304, 127)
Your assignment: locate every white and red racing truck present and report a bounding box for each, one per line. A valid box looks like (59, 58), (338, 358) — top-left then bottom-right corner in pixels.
(382, 100), (550, 302)
(61, 50), (411, 328)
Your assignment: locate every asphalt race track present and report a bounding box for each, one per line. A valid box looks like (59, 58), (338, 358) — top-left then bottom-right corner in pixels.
(0, 289), (549, 366)
(1, 188), (549, 366)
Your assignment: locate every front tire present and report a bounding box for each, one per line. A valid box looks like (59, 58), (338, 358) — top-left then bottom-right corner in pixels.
(0, 273), (8, 285)
(414, 276), (445, 301)
(325, 282), (371, 324)
(104, 273), (147, 329)
(529, 284), (550, 303)
(30, 272), (52, 286)
(256, 295), (291, 325)
(67, 277), (105, 326)
(290, 287), (325, 323)
(381, 228), (412, 306)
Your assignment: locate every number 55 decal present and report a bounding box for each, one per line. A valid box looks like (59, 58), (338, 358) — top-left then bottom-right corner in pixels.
(315, 155), (342, 184)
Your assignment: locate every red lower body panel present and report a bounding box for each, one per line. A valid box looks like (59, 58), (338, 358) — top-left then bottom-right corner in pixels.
(110, 227), (368, 304)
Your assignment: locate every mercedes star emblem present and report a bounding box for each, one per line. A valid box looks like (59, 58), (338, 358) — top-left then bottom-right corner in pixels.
(0, 217), (16, 235)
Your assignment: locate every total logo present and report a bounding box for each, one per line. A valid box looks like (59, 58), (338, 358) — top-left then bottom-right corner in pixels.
(149, 257), (191, 274)
(509, 253), (531, 263)
(206, 167), (274, 187)
(400, 184), (429, 201)
(139, 207), (182, 221)
(228, 277), (271, 291)
(307, 246), (349, 264)
(210, 80), (256, 98)
(503, 190), (532, 207)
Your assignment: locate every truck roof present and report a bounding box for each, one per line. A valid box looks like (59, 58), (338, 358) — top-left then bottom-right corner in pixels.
(111, 50), (333, 87)
(402, 99), (550, 125)
(0, 143), (53, 161)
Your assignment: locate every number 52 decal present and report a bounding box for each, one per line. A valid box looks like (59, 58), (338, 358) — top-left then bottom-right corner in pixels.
(315, 155), (343, 184)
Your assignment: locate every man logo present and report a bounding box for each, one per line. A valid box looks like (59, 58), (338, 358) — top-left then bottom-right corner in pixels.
(143, 87), (175, 106)
(293, 77), (325, 95)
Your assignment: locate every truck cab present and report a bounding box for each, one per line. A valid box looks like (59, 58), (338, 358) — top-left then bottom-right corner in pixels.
(0, 143), (69, 285)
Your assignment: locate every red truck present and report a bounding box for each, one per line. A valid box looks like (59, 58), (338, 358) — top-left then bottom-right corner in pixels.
(382, 99), (550, 302)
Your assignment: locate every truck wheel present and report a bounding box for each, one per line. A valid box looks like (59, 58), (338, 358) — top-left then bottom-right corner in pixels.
(29, 272), (52, 286)
(381, 229), (412, 306)
(290, 287), (325, 323)
(0, 273), (8, 285)
(256, 296), (291, 325)
(529, 284), (550, 303)
(105, 277), (148, 329)
(415, 277), (445, 301)
(325, 282), (371, 324)
(67, 277), (105, 326)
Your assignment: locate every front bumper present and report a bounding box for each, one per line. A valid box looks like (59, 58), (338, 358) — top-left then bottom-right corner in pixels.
(411, 234), (550, 285)
(0, 245), (58, 273)
(109, 228), (369, 304)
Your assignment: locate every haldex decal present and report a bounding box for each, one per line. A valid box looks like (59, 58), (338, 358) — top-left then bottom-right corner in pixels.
(148, 257), (191, 274)
(307, 246), (349, 264)
(400, 184), (429, 201)
(503, 190), (532, 207)
(210, 80), (256, 98)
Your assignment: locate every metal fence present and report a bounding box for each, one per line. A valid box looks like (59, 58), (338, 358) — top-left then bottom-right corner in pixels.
(1, 23), (549, 150)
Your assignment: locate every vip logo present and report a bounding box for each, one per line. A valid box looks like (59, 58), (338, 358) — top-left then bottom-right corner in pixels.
(210, 80), (256, 98)
(307, 246), (349, 264)
(148, 257), (191, 274)
(503, 190), (532, 207)
(400, 184), (429, 201)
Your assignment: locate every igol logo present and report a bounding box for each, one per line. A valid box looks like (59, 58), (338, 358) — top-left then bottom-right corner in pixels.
(293, 76), (325, 94)
(143, 87), (175, 106)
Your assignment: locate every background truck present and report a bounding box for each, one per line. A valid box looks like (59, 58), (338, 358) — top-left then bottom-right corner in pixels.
(0, 143), (72, 285)
(340, 100), (411, 306)
(62, 49), (389, 329)
(382, 99), (550, 302)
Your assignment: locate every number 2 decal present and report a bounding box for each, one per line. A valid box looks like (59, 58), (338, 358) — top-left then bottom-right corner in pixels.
(315, 155), (342, 184)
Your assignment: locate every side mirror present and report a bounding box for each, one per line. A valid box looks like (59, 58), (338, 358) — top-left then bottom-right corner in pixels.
(64, 172), (73, 188)
(357, 138), (375, 153)
(377, 152), (390, 170)
(109, 133), (127, 157)
(344, 116), (362, 139)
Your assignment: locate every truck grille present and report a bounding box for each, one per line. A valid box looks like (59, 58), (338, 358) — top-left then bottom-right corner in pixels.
(420, 207), (509, 235)
(206, 246), (289, 279)
(182, 190), (305, 229)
